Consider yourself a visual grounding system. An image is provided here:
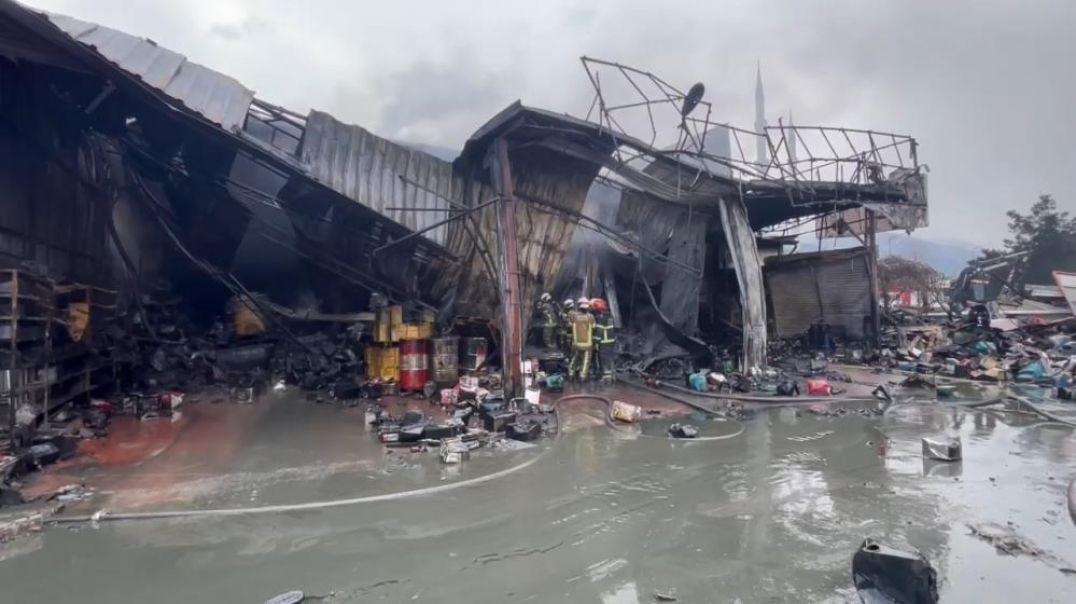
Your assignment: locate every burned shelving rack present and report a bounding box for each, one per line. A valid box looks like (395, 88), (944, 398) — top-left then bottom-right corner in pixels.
(0, 269), (55, 450)
(86, 285), (120, 394)
(0, 275), (121, 450)
(51, 284), (120, 412)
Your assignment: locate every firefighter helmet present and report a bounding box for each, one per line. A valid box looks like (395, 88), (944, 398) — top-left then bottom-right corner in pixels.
(590, 298), (609, 314)
(577, 298), (591, 310)
(562, 298), (575, 310)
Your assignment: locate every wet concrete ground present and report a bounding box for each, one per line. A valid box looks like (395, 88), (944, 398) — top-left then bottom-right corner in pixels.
(2, 381), (1075, 602)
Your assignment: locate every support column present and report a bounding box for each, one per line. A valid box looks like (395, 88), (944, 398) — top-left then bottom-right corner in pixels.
(865, 209), (881, 346)
(718, 196), (767, 371)
(489, 138), (524, 399)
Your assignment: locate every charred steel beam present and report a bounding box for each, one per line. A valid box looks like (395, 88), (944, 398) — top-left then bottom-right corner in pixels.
(490, 138), (524, 399)
(370, 197), (500, 257)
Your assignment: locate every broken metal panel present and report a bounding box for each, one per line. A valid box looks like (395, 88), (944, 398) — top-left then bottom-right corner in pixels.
(816, 200), (928, 239)
(765, 247), (873, 340)
(513, 156), (601, 299)
(442, 121), (607, 322)
(614, 191), (708, 355)
(300, 110), (457, 247)
(663, 211), (706, 335)
(719, 196), (767, 369)
(42, 12), (255, 132)
(1053, 271), (1076, 316)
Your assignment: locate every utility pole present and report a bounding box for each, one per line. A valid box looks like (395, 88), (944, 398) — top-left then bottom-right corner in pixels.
(489, 138), (524, 399)
(865, 209), (881, 346)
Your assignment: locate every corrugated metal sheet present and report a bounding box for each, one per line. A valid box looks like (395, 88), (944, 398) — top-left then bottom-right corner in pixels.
(720, 196), (767, 369)
(616, 191), (706, 339)
(1025, 283), (1063, 299)
(1053, 271), (1076, 315)
(300, 111), (457, 246)
(427, 148), (599, 321)
(766, 248), (872, 339)
(42, 12), (254, 132)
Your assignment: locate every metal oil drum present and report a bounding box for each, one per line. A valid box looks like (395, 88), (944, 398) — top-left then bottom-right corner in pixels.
(431, 336), (459, 385)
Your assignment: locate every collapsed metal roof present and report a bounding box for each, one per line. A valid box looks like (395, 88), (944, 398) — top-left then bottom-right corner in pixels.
(302, 111), (460, 246)
(43, 12), (255, 133)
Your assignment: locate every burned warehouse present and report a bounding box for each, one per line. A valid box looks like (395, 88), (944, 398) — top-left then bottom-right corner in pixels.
(0, 3), (927, 423)
(3, 1), (1075, 602)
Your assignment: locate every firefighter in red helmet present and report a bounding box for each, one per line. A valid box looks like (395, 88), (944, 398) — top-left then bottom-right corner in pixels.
(590, 298), (616, 383)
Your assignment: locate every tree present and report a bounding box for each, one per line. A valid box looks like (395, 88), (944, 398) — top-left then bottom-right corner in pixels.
(879, 256), (941, 309)
(984, 195), (1076, 284)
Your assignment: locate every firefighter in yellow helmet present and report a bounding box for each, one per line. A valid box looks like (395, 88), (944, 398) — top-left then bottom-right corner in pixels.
(558, 298), (576, 354)
(536, 292), (558, 350)
(567, 297), (595, 380)
(590, 298), (615, 383)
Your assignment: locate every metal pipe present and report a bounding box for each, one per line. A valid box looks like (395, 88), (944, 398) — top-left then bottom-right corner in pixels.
(370, 197), (499, 256)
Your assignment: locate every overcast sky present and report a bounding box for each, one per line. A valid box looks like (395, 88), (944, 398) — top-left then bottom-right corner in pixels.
(28, 0), (1076, 247)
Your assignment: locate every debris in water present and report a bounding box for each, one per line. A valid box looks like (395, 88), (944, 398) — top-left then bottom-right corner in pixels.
(852, 538), (938, 604)
(921, 437), (962, 462)
(263, 590), (304, 604)
(1069, 477), (1076, 526)
(966, 523), (1076, 575)
(668, 423), (699, 439)
(610, 400), (642, 423)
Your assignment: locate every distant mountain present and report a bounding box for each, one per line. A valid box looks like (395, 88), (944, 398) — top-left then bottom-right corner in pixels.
(877, 233), (981, 276)
(816, 232), (981, 277)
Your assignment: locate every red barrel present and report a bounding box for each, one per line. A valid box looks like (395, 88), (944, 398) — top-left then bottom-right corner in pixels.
(399, 340), (429, 391)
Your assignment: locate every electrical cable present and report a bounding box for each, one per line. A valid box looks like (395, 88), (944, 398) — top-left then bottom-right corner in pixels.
(127, 168), (315, 354)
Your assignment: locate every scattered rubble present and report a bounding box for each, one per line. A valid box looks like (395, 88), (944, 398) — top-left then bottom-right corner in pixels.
(852, 538), (938, 604)
(967, 523), (1076, 575)
(921, 437), (962, 462)
(668, 423), (699, 439)
(263, 590), (305, 604)
(0, 5), (1069, 600)
(1068, 478), (1076, 527)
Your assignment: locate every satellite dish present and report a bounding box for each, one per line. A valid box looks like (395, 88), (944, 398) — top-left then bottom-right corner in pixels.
(680, 83), (705, 117)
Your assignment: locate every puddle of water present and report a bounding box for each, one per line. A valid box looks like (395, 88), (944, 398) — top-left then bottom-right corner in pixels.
(1, 402), (1074, 602)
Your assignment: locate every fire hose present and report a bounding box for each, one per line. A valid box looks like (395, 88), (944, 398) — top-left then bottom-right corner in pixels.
(51, 392), (740, 525)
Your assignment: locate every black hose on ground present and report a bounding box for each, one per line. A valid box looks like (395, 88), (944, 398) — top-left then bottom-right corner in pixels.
(619, 374), (878, 405)
(617, 376), (721, 415)
(552, 393), (617, 423)
(557, 390), (744, 441)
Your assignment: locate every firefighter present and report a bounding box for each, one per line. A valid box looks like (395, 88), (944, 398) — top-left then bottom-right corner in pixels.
(559, 298), (576, 354)
(591, 298), (616, 383)
(568, 297), (595, 380)
(536, 292), (558, 350)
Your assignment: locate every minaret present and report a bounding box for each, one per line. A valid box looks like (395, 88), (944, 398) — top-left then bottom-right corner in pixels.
(754, 63), (768, 170)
